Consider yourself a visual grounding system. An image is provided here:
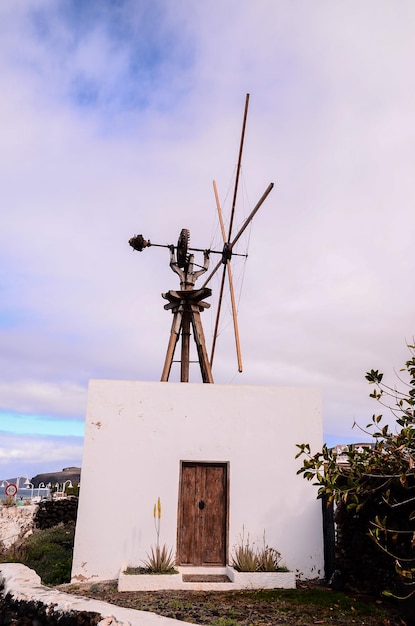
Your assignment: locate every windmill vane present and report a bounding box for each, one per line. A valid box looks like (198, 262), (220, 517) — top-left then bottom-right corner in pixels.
(129, 93), (273, 383)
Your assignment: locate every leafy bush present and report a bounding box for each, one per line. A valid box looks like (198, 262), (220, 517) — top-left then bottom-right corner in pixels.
(2, 522), (75, 585)
(297, 343), (415, 606)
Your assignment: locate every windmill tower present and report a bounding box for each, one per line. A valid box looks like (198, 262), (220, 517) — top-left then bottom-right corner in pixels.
(72, 96), (324, 586)
(129, 94), (273, 382)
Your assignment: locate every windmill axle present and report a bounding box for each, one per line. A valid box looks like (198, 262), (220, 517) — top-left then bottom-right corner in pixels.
(129, 232), (246, 259)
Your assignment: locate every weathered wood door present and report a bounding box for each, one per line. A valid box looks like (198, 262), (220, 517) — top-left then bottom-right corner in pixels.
(177, 462), (228, 566)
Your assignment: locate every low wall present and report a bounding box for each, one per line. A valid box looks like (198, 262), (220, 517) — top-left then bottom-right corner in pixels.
(0, 563), (189, 626)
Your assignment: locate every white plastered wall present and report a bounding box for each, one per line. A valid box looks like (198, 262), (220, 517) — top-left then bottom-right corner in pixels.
(72, 381), (323, 582)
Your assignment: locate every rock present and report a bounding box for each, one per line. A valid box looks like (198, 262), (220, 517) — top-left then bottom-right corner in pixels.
(0, 505), (37, 550)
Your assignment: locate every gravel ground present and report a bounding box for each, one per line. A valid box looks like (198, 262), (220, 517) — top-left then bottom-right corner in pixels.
(60, 580), (406, 625)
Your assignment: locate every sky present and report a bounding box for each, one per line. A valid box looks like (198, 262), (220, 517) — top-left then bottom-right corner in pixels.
(1, 0), (415, 481)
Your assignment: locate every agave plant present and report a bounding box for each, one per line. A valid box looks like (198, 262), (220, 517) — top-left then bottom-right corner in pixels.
(142, 544), (176, 574)
(141, 497), (177, 574)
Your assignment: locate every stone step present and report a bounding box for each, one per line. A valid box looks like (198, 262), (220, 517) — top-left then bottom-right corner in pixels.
(182, 574), (231, 582)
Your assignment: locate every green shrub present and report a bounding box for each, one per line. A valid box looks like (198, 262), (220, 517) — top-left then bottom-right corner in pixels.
(297, 342), (415, 608)
(11, 522), (75, 585)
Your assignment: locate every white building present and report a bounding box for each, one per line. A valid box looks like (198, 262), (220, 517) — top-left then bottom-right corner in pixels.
(72, 380), (324, 583)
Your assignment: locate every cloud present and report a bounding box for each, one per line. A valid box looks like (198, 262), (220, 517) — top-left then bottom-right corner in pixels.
(0, 432), (83, 480)
(1, 1), (415, 477)
(0, 382), (86, 417)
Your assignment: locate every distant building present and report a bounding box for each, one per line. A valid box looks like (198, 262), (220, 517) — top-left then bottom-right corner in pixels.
(31, 467), (81, 488)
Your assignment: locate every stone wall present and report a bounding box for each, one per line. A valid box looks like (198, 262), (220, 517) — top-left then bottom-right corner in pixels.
(35, 497), (78, 530)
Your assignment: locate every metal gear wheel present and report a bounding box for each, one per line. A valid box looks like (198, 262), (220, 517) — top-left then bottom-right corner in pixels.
(177, 228), (190, 268)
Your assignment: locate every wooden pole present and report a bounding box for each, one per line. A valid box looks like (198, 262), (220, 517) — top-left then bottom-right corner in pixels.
(180, 309), (191, 382)
(161, 309), (182, 382)
(191, 305), (214, 383)
(211, 181), (243, 372)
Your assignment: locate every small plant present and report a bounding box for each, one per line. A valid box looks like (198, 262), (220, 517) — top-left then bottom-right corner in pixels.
(141, 497), (177, 574)
(231, 528), (258, 571)
(257, 541), (281, 572)
(210, 619), (239, 626)
(231, 529), (286, 572)
(142, 543), (177, 574)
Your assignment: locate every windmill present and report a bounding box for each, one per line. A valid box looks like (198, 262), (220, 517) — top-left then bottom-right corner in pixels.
(129, 94), (273, 383)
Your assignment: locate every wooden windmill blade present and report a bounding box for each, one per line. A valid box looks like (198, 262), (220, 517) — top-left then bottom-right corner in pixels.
(208, 93), (249, 371)
(203, 181), (274, 370)
(227, 93), (250, 241)
(212, 180), (243, 372)
(204, 93), (274, 374)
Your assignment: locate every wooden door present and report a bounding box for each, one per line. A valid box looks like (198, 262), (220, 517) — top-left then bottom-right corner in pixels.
(177, 462), (228, 566)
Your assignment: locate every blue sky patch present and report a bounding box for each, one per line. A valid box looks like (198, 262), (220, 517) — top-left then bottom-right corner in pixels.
(0, 412), (85, 438)
(30, 0), (195, 114)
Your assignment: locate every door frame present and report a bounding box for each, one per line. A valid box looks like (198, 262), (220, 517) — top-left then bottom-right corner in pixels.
(176, 460), (230, 566)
